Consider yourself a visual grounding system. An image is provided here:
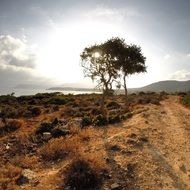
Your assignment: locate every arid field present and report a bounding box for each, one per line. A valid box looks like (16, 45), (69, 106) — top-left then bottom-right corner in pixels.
(0, 92), (190, 190)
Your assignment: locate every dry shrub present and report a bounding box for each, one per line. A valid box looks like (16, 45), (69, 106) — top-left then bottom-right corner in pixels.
(69, 127), (96, 142)
(11, 133), (33, 155)
(8, 119), (24, 129)
(77, 127), (95, 142)
(38, 136), (82, 162)
(63, 153), (107, 190)
(0, 164), (22, 190)
(12, 155), (39, 169)
(0, 119), (23, 136)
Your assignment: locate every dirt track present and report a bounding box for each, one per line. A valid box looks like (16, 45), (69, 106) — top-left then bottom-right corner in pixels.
(104, 96), (190, 190)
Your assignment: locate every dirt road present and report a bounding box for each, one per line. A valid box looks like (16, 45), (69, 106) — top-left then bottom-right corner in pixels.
(104, 96), (190, 190)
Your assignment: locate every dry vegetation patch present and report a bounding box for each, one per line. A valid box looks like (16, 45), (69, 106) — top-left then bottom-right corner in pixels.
(0, 164), (22, 190)
(62, 153), (108, 190)
(38, 136), (82, 162)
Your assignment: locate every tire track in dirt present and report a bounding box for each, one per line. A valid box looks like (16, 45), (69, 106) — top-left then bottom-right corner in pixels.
(144, 96), (190, 190)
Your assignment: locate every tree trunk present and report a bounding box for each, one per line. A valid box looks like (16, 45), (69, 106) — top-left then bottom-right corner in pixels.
(123, 75), (128, 97)
(100, 91), (107, 117)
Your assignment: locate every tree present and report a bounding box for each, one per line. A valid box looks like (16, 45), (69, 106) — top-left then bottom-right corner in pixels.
(81, 39), (122, 114)
(119, 44), (146, 96)
(80, 37), (146, 101)
(80, 41), (120, 95)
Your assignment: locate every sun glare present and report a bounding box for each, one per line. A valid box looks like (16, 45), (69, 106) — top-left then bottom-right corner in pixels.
(36, 19), (124, 83)
(94, 52), (100, 58)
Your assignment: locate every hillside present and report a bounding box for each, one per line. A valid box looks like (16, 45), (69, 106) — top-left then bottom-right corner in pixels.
(136, 80), (190, 93)
(47, 80), (190, 94)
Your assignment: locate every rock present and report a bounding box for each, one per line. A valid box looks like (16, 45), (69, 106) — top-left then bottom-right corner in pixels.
(5, 144), (10, 150)
(43, 132), (52, 140)
(111, 183), (120, 190)
(16, 169), (39, 186)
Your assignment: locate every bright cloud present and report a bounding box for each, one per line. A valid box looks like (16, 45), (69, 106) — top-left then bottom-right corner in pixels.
(0, 35), (56, 88)
(169, 70), (190, 80)
(0, 35), (37, 69)
(164, 54), (170, 59)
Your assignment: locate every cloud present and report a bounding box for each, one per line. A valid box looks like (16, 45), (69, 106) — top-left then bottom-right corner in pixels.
(169, 70), (190, 80)
(83, 6), (141, 23)
(164, 54), (170, 59)
(0, 35), (56, 89)
(0, 35), (36, 68)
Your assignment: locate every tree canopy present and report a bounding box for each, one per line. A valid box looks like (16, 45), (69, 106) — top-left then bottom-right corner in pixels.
(80, 37), (146, 96)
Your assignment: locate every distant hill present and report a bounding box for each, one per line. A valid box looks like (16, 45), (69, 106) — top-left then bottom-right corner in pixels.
(46, 80), (190, 94)
(134, 80), (190, 93)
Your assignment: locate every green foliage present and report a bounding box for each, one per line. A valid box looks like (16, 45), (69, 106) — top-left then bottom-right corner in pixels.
(80, 37), (146, 97)
(121, 112), (133, 120)
(28, 106), (41, 116)
(181, 93), (190, 107)
(81, 116), (92, 127)
(93, 114), (108, 126)
(108, 114), (121, 124)
(47, 96), (67, 105)
(36, 122), (53, 135)
(106, 101), (120, 109)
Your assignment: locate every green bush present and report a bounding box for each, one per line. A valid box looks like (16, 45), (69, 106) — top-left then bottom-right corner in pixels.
(121, 112), (133, 120)
(47, 96), (67, 105)
(36, 122), (53, 135)
(108, 114), (121, 124)
(29, 106), (41, 116)
(93, 114), (107, 126)
(181, 93), (190, 107)
(81, 116), (92, 127)
(106, 101), (120, 109)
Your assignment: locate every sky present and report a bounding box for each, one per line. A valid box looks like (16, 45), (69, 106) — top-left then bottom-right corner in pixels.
(0, 0), (190, 89)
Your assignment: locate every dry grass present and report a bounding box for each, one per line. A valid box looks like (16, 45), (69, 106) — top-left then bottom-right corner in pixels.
(0, 119), (23, 136)
(11, 155), (39, 169)
(69, 126), (96, 142)
(10, 132), (34, 156)
(38, 135), (82, 162)
(0, 164), (22, 190)
(62, 153), (108, 190)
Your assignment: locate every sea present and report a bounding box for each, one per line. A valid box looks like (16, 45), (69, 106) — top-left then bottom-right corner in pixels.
(0, 88), (101, 97)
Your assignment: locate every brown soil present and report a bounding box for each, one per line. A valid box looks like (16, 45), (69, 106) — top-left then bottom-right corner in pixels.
(1, 95), (190, 190)
(104, 95), (190, 190)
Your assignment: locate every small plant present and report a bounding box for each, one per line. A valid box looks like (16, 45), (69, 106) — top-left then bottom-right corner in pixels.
(29, 106), (41, 117)
(38, 136), (81, 162)
(93, 114), (108, 126)
(63, 159), (102, 190)
(81, 116), (92, 127)
(181, 93), (190, 107)
(0, 164), (22, 190)
(121, 112), (133, 120)
(0, 119), (23, 136)
(35, 122), (53, 135)
(108, 114), (121, 124)
(106, 101), (120, 109)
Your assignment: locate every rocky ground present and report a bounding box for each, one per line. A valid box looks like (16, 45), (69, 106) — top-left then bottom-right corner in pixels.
(0, 94), (190, 190)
